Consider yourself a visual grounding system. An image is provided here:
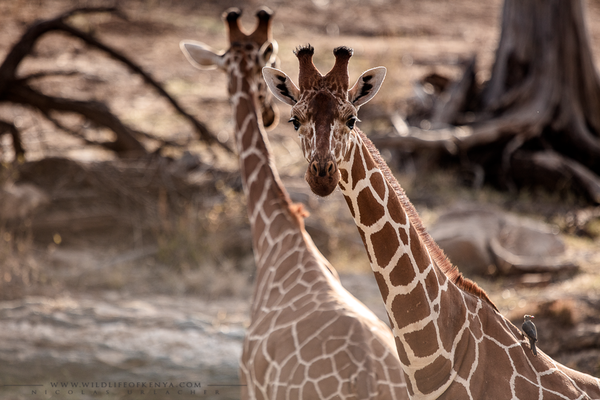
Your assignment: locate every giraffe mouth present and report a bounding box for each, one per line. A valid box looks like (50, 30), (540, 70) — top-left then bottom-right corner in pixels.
(305, 156), (340, 196)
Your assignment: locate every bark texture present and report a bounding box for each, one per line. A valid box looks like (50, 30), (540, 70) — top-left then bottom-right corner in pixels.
(382, 0), (600, 203)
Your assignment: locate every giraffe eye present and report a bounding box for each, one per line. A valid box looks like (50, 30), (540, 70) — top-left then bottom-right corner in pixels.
(288, 117), (301, 131)
(346, 116), (358, 130)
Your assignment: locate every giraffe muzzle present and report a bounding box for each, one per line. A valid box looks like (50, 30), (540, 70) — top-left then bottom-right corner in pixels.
(305, 157), (340, 196)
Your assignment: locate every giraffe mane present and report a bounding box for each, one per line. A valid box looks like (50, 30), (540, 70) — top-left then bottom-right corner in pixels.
(357, 129), (498, 311)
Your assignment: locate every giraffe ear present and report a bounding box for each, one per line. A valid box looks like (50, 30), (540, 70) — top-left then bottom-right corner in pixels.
(180, 40), (225, 70)
(348, 67), (387, 108)
(259, 40), (279, 67)
(262, 67), (300, 106)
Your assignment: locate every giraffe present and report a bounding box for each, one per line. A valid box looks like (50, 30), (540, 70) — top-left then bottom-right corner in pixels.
(263, 44), (600, 399)
(180, 10), (409, 399)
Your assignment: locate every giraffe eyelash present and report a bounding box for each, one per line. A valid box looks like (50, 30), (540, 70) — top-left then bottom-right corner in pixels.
(346, 115), (359, 130)
(288, 117), (301, 131)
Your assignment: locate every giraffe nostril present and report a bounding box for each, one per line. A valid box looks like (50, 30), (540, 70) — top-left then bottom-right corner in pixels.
(310, 161), (319, 176)
(326, 161), (336, 175)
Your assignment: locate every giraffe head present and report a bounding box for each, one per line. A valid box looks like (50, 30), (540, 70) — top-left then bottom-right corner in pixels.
(263, 45), (386, 195)
(180, 7), (280, 129)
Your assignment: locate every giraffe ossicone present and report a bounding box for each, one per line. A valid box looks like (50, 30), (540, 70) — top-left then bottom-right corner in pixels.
(181, 12), (409, 399)
(264, 45), (600, 399)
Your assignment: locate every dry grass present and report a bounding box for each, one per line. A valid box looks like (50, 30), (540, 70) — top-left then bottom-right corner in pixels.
(153, 183), (255, 298)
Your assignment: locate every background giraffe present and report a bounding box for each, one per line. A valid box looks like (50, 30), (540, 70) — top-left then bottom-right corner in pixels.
(263, 44), (600, 399)
(181, 10), (408, 399)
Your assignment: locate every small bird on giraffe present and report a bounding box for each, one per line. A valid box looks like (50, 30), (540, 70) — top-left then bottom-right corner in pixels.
(522, 315), (538, 356)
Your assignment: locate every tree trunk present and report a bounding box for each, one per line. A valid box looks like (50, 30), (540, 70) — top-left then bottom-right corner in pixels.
(480, 0), (600, 172)
(389, 0), (600, 203)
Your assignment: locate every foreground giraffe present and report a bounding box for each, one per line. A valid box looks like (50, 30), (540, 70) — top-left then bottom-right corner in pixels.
(181, 11), (408, 399)
(263, 45), (600, 399)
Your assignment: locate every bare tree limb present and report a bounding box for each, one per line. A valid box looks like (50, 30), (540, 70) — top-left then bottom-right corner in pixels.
(6, 83), (146, 155)
(511, 150), (600, 204)
(131, 129), (192, 149)
(40, 105), (191, 153)
(17, 70), (83, 82)
(52, 14), (232, 153)
(430, 56), (477, 127)
(0, 6), (232, 156)
(37, 108), (112, 149)
(0, 7), (118, 94)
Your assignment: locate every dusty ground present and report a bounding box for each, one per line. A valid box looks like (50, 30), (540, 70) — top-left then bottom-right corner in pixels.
(1, 0), (600, 399)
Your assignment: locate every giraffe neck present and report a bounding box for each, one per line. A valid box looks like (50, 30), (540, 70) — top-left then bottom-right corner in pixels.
(230, 71), (337, 319)
(337, 128), (498, 396)
(230, 74), (281, 209)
